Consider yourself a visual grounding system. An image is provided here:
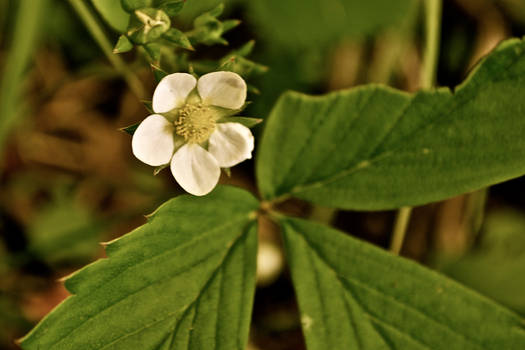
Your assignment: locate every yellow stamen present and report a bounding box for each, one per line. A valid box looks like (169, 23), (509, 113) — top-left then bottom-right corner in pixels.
(174, 103), (216, 144)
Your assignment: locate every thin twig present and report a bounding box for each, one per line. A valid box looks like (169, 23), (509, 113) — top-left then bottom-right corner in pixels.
(68, 0), (144, 98)
(390, 0), (442, 254)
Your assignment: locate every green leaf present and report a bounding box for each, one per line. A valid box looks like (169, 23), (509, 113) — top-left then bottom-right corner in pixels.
(91, 0), (130, 33)
(218, 116), (263, 128)
(113, 35), (133, 53)
(280, 217), (525, 350)
(246, 0), (417, 49)
(20, 186), (259, 350)
(257, 37), (525, 210)
(163, 28), (194, 50)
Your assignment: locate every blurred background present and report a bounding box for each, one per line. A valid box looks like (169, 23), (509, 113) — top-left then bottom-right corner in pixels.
(1, 0), (525, 349)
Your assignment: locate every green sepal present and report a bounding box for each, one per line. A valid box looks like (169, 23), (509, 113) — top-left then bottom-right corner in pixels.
(141, 100), (154, 113)
(207, 3), (224, 17)
(162, 28), (194, 50)
(218, 116), (263, 128)
(218, 41), (268, 78)
(248, 84), (261, 95)
(155, 0), (185, 16)
(153, 163), (169, 175)
(188, 4), (235, 46)
(150, 64), (168, 82)
(235, 40), (255, 57)
(220, 55), (268, 77)
(127, 8), (170, 44)
(113, 35), (134, 53)
(144, 43), (162, 63)
(221, 19), (241, 33)
(119, 122), (140, 135)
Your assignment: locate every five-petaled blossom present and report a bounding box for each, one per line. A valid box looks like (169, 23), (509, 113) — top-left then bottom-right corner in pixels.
(132, 71), (254, 196)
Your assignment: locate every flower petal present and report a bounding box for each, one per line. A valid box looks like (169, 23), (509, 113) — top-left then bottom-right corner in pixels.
(197, 71), (247, 110)
(208, 122), (254, 168)
(170, 143), (220, 196)
(152, 73), (196, 113)
(132, 114), (175, 166)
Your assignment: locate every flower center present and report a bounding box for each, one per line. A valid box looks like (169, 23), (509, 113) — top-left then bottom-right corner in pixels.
(174, 103), (216, 144)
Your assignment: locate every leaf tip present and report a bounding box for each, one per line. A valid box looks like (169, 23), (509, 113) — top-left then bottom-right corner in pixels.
(14, 335), (24, 346)
(57, 269), (79, 285)
(144, 211), (156, 219)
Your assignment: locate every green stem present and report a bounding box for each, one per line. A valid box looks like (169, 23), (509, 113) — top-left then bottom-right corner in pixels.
(0, 0), (45, 153)
(68, 0), (144, 98)
(389, 206), (412, 254)
(420, 0), (442, 89)
(390, 0), (442, 254)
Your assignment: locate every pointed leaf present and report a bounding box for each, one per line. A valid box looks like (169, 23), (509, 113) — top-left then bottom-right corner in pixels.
(257, 37), (525, 210)
(20, 186), (259, 350)
(281, 217), (525, 350)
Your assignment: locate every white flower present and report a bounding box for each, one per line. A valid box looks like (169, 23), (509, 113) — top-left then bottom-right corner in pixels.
(132, 71), (254, 196)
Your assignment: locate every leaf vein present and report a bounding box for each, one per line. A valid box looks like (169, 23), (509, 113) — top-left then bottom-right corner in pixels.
(51, 216), (250, 349)
(291, 223), (487, 350)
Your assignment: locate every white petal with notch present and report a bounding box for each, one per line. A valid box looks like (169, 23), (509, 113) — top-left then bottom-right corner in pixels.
(197, 71), (247, 110)
(208, 122), (254, 168)
(152, 73), (197, 113)
(132, 114), (175, 166)
(170, 143), (221, 196)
